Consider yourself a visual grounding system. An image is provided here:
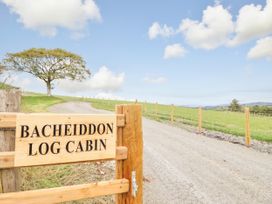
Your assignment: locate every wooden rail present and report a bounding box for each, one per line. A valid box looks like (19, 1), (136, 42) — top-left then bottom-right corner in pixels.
(0, 146), (127, 169)
(0, 113), (125, 128)
(0, 179), (129, 204)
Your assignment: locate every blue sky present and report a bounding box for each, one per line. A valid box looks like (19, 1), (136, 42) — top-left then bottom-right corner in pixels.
(0, 0), (272, 106)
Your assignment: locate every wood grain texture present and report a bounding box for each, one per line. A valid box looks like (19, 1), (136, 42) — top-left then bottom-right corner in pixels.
(117, 114), (125, 127)
(116, 104), (143, 204)
(115, 105), (124, 203)
(0, 179), (129, 204)
(0, 146), (127, 169)
(0, 114), (125, 129)
(14, 114), (117, 167)
(0, 89), (21, 193)
(0, 152), (14, 169)
(0, 114), (16, 129)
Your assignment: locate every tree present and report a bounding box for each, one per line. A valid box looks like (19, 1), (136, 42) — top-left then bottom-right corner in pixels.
(229, 99), (242, 112)
(2, 48), (90, 96)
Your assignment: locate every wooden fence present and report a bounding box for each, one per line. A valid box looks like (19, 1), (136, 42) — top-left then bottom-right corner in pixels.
(143, 102), (252, 147)
(0, 90), (143, 204)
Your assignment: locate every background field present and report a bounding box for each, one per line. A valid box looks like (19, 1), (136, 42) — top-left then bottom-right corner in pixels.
(21, 94), (272, 142)
(86, 98), (272, 142)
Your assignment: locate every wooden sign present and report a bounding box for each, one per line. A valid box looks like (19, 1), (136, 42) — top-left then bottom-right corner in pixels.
(14, 114), (116, 167)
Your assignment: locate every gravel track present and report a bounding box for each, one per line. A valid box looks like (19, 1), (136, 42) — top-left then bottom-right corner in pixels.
(49, 102), (272, 204)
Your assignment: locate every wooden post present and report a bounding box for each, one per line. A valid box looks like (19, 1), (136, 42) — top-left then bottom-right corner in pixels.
(245, 107), (251, 147)
(198, 107), (202, 134)
(170, 104), (174, 123)
(155, 102), (158, 120)
(115, 104), (143, 204)
(142, 101), (146, 114)
(0, 89), (21, 193)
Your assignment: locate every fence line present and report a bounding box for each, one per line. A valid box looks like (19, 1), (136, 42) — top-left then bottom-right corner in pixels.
(145, 102), (258, 146)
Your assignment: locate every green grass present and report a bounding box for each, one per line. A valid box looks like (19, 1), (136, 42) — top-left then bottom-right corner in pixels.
(21, 93), (272, 142)
(85, 98), (272, 142)
(20, 93), (272, 142)
(21, 95), (66, 112)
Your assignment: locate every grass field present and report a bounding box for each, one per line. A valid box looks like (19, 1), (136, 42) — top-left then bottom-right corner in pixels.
(85, 98), (272, 142)
(20, 94), (272, 142)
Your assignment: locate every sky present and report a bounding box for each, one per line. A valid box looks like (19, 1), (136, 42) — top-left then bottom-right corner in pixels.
(0, 0), (272, 106)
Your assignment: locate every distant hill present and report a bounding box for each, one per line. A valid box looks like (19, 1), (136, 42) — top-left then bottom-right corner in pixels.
(204, 102), (272, 110)
(242, 102), (272, 107)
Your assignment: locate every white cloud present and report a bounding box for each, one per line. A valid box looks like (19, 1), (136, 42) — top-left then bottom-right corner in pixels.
(164, 43), (186, 59)
(148, 22), (175, 39)
(70, 31), (87, 40)
(2, 0), (101, 37)
(144, 76), (167, 84)
(179, 4), (234, 49)
(58, 66), (125, 93)
(247, 36), (272, 60)
(94, 92), (124, 100)
(230, 0), (272, 46)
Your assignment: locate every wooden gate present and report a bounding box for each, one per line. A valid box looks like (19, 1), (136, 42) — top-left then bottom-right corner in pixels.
(0, 104), (143, 204)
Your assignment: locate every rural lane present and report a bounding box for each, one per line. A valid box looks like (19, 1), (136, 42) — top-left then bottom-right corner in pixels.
(49, 102), (272, 204)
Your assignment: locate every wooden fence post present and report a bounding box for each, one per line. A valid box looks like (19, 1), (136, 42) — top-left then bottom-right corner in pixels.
(155, 102), (158, 120)
(115, 104), (143, 204)
(143, 101), (146, 114)
(198, 107), (202, 134)
(0, 89), (21, 193)
(170, 104), (174, 123)
(245, 107), (251, 147)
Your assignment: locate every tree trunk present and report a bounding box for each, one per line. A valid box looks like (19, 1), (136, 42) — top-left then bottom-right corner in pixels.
(46, 81), (52, 96)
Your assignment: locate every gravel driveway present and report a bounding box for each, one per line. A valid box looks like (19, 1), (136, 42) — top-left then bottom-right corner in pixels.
(49, 102), (272, 204)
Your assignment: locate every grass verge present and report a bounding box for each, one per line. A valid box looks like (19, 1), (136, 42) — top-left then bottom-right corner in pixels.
(21, 95), (65, 112)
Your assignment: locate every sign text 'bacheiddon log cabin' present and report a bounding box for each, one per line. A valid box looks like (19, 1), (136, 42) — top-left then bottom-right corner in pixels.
(14, 114), (117, 167)
(20, 122), (114, 156)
